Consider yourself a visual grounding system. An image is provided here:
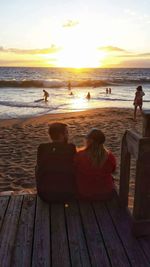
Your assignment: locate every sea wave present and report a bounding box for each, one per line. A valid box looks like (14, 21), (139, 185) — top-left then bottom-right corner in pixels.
(96, 97), (132, 101)
(0, 98), (150, 110)
(95, 97), (150, 102)
(0, 100), (51, 109)
(0, 100), (68, 110)
(1, 77), (150, 88)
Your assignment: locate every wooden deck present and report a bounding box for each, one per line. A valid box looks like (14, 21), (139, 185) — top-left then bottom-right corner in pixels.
(0, 194), (150, 267)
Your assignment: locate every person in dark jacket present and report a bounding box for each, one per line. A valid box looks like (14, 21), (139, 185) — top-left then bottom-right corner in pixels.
(35, 122), (76, 202)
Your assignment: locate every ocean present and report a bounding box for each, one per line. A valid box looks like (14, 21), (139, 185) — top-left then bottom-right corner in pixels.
(0, 67), (150, 119)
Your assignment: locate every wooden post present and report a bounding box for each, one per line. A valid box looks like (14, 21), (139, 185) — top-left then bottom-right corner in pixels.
(119, 131), (131, 207)
(142, 110), (150, 137)
(133, 138), (150, 220)
(119, 112), (150, 236)
(119, 130), (140, 207)
(133, 111), (150, 236)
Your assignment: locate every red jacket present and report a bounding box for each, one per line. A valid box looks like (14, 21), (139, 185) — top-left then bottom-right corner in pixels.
(75, 150), (116, 200)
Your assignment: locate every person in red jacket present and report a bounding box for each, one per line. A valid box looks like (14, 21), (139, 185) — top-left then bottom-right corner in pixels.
(75, 128), (116, 200)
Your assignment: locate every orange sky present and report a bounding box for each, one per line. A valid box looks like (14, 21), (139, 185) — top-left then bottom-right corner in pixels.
(1, 0), (150, 67)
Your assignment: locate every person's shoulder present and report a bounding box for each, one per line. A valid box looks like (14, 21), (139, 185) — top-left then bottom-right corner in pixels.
(76, 148), (86, 157)
(74, 149), (86, 162)
(107, 150), (114, 155)
(107, 150), (116, 160)
(77, 148), (85, 153)
(38, 142), (50, 150)
(38, 142), (50, 147)
(67, 143), (76, 153)
(68, 142), (76, 148)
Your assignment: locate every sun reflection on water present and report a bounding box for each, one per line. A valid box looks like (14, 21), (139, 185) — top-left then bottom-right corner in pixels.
(70, 95), (89, 111)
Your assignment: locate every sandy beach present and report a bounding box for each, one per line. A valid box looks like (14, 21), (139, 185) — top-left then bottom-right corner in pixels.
(0, 108), (143, 197)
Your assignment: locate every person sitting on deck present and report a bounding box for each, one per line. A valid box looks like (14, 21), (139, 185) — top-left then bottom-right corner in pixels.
(75, 128), (116, 200)
(35, 122), (76, 202)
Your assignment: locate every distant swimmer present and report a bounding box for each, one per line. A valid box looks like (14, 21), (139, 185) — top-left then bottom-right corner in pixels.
(69, 91), (73, 95)
(86, 92), (91, 100)
(43, 89), (49, 102)
(68, 81), (71, 90)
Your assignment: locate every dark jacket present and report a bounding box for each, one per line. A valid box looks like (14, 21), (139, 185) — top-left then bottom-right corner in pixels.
(35, 142), (76, 202)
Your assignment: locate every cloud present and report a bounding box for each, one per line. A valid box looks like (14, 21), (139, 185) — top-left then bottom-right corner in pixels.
(124, 9), (150, 24)
(117, 52), (150, 58)
(63, 20), (79, 28)
(99, 46), (128, 53)
(124, 9), (136, 16)
(0, 45), (61, 55)
(135, 53), (150, 57)
(0, 46), (5, 52)
(119, 59), (150, 68)
(98, 46), (150, 59)
(0, 57), (57, 67)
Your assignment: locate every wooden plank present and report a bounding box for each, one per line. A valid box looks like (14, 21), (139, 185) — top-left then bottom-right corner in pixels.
(93, 201), (130, 267)
(132, 220), (150, 237)
(79, 201), (110, 267)
(107, 196), (150, 267)
(138, 237), (150, 263)
(126, 130), (140, 159)
(32, 196), (50, 267)
(142, 110), (150, 137)
(11, 195), (36, 267)
(65, 202), (91, 267)
(51, 203), (71, 267)
(133, 138), (150, 221)
(0, 195), (23, 267)
(119, 131), (131, 207)
(0, 196), (9, 230)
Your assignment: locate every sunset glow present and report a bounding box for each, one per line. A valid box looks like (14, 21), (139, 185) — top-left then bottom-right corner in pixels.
(0, 0), (150, 67)
(54, 48), (106, 68)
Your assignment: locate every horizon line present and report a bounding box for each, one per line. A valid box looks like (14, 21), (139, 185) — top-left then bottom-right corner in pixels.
(0, 66), (150, 69)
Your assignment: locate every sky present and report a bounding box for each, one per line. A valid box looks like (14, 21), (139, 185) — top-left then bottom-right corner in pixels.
(0, 0), (150, 68)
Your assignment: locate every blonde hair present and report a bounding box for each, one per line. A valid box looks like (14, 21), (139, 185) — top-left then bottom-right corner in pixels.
(85, 129), (107, 166)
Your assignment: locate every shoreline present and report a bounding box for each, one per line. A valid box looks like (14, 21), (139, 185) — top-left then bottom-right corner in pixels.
(0, 106), (142, 127)
(0, 107), (143, 196)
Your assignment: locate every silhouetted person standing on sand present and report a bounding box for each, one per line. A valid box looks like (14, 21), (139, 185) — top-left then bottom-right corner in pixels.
(43, 89), (49, 102)
(109, 88), (111, 94)
(68, 81), (71, 90)
(106, 88), (108, 94)
(86, 92), (91, 100)
(133, 85), (145, 121)
(35, 122), (76, 202)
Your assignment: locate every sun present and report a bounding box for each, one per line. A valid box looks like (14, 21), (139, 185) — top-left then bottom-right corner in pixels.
(55, 47), (106, 68)
(41, 20), (107, 68)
